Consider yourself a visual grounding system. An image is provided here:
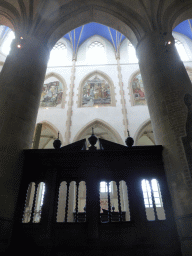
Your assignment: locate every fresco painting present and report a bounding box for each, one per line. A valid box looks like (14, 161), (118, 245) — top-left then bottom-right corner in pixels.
(132, 73), (146, 105)
(40, 81), (63, 107)
(82, 75), (111, 107)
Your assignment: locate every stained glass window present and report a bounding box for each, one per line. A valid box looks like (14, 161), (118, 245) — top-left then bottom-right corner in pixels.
(128, 41), (138, 63)
(82, 75), (111, 107)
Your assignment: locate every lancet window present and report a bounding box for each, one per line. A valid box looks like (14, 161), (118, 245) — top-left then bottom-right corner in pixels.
(56, 181), (86, 223)
(100, 180), (130, 222)
(48, 41), (67, 67)
(141, 179), (166, 221)
(175, 39), (189, 61)
(128, 41), (138, 63)
(87, 41), (105, 64)
(22, 182), (46, 223)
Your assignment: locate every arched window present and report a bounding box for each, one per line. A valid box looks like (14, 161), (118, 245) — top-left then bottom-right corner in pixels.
(22, 182), (36, 223)
(131, 72), (146, 105)
(33, 182), (46, 223)
(1, 30), (15, 55)
(56, 180), (86, 223)
(87, 41), (105, 64)
(100, 181), (111, 193)
(48, 42), (67, 67)
(100, 180), (130, 222)
(175, 39), (189, 61)
(81, 74), (112, 107)
(22, 182), (46, 223)
(141, 179), (166, 221)
(128, 41), (138, 63)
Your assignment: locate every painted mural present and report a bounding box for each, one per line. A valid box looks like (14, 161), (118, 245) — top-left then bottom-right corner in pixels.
(82, 75), (111, 107)
(132, 73), (146, 105)
(40, 81), (63, 107)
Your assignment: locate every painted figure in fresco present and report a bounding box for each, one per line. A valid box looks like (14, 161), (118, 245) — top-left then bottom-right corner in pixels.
(132, 74), (146, 105)
(184, 93), (192, 141)
(40, 81), (63, 107)
(82, 76), (111, 107)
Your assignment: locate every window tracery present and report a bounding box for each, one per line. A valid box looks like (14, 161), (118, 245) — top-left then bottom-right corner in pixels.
(48, 41), (67, 67)
(87, 41), (105, 64)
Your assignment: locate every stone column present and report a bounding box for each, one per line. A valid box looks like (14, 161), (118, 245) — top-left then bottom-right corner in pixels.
(137, 32), (192, 255)
(0, 36), (49, 247)
(65, 59), (76, 145)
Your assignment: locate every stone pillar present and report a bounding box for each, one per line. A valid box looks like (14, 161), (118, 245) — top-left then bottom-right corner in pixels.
(137, 32), (192, 255)
(65, 59), (76, 145)
(0, 36), (49, 248)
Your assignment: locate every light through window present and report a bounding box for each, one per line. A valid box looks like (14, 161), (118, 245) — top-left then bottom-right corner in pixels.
(142, 179), (153, 208)
(87, 41), (105, 64)
(141, 179), (166, 220)
(48, 42), (67, 67)
(175, 39), (189, 61)
(100, 181), (111, 193)
(128, 41), (138, 63)
(1, 31), (15, 55)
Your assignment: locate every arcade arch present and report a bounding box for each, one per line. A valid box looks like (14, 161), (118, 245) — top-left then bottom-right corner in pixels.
(33, 121), (63, 149)
(73, 119), (124, 147)
(134, 119), (155, 146)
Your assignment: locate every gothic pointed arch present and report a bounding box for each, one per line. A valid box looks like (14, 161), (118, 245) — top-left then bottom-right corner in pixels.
(134, 119), (155, 146)
(42, 72), (67, 108)
(73, 119), (124, 145)
(77, 70), (116, 108)
(33, 120), (63, 149)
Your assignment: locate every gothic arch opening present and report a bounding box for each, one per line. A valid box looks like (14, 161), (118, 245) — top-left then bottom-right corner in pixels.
(33, 121), (63, 149)
(73, 119), (124, 147)
(47, 6), (145, 50)
(134, 119), (155, 146)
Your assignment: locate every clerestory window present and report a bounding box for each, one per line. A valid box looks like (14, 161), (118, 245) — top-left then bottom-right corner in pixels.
(100, 181), (111, 193)
(175, 39), (189, 61)
(48, 42), (67, 67)
(87, 41), (106, 64)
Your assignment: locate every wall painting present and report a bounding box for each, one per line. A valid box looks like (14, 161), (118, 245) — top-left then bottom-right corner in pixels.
(132, 73), (146, 105)
(82, 75), (111, 107)
(40, 81), (63, 107)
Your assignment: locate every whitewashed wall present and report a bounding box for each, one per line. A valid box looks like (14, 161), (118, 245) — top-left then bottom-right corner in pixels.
(0, 33), (191, 147)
